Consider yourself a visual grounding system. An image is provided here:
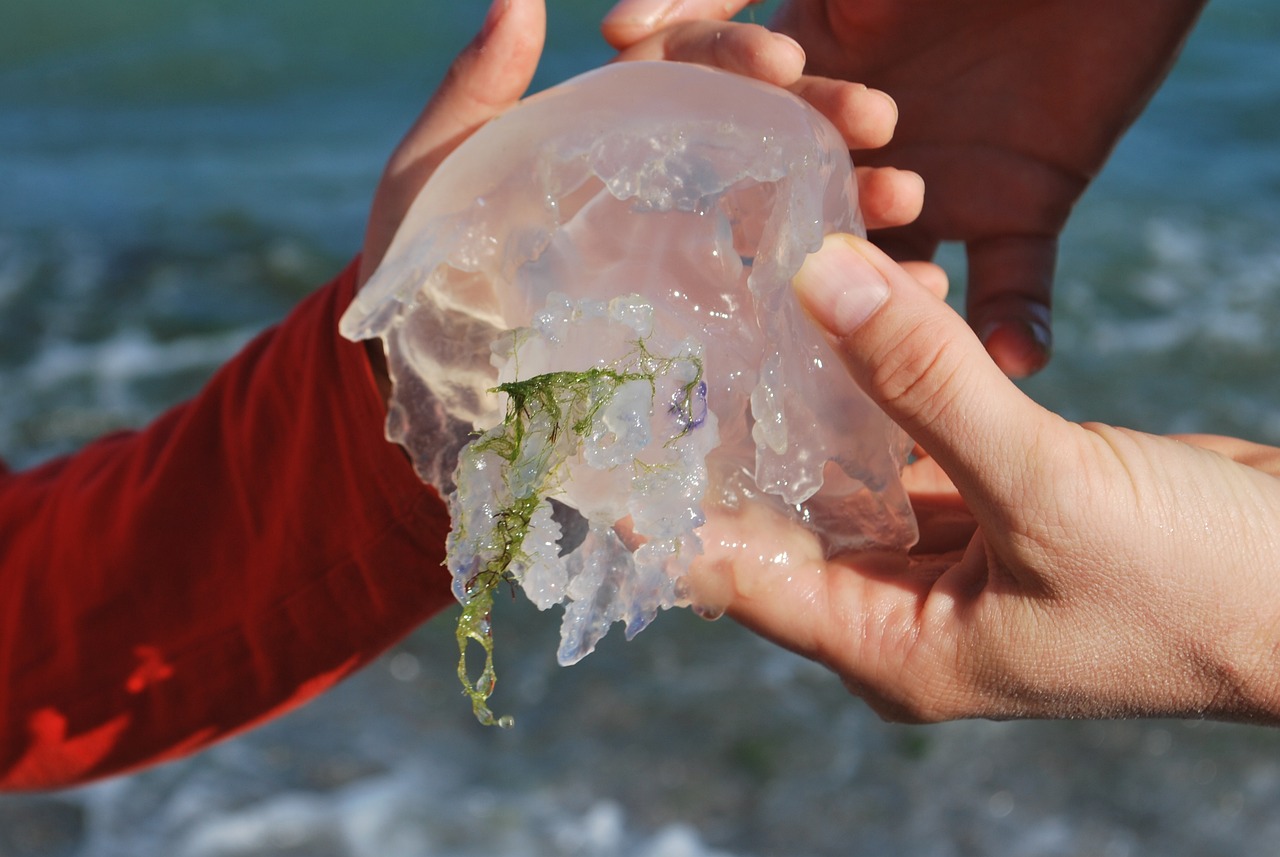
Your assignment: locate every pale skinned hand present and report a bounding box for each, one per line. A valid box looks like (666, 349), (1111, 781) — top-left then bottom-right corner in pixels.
(358, 0), (928, 289)
(685, 233), (1280, 724)
(603, 0), (1208, 377)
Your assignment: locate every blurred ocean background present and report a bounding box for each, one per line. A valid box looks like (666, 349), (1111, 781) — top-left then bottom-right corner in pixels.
(3, 0), (1280, 855)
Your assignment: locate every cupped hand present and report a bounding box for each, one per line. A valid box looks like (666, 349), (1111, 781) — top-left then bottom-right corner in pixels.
(359, 0), (927, 290)
(604, 0), (1207, 377)
(687, 233), (1280, 724)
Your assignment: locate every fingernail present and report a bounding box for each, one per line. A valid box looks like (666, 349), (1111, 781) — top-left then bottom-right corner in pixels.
(480, 0), (510, 40)
(876, 88), (899, 124)
(793, 234), (891, 336)
(774, 33), (807, 67)
(978, 319), (1051, 378)
(602, 0), (678, 29)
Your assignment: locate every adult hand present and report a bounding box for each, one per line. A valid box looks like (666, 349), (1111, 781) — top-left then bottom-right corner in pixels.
(687, 233), (1280, 723)
(603, 0), (1208, 377)
(360, 0), (928, 289)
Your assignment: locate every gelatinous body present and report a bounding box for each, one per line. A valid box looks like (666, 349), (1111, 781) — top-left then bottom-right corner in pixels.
(340, 62), (917, 720)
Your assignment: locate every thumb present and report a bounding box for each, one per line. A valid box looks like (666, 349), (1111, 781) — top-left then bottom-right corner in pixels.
(792, 234), (1060, 502)
(360, 0), (546, 284)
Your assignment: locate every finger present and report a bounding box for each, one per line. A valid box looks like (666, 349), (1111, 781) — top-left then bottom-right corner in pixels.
(856, 166), (923, 232)
(899, 261), (948, 299)
(614, 21), (805, 88)
(966, 235), (1057, 378)
(790, 78), (898, 151)
(901, 454), (959, 498)
(602, 0), (760, 50)
(791, 233), (1063, 503)
(1172, 434), (1280, 478)
(698, 499), (953, 706)
(900, 457), (975, 555)
(867, 224), (939, 265)
(691, 499), (920, 664)
(359, 0), (545, 284)
(694, 480), (979, 722)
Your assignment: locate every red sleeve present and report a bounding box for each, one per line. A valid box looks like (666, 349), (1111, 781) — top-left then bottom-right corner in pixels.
(0, 259), (455, 791)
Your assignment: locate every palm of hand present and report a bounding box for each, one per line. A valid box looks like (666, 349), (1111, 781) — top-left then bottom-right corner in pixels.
(694, 425), (1280, 723)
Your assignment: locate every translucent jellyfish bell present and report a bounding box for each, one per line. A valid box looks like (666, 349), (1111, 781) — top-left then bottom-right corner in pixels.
(340, 61), (916, 722)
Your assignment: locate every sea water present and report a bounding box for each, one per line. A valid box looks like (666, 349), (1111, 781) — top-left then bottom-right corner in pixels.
(3, 1), (1280, 855)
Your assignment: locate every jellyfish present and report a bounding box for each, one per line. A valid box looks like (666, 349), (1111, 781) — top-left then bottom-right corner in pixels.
(340, 61), (917, 724)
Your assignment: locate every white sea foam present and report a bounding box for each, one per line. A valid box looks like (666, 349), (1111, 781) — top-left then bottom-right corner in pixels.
(1061, 215), (1280, 359)
(71, 742), (746, 857)
(20, 326), (256, 388)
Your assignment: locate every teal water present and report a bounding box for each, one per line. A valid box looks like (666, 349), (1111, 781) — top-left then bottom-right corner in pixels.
(3, 2), (1280, 855)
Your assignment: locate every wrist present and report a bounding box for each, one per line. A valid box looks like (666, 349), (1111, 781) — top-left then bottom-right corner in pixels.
(1205, 486), (1280, 723)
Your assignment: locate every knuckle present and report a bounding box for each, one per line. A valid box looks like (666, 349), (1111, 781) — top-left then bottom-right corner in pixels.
(864, 315), (967, 434)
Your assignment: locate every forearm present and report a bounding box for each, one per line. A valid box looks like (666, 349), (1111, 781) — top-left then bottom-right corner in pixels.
(0, 259), (454, 790)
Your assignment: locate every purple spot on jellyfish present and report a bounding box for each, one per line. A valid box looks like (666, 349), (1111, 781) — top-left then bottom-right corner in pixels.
(671, 380), (708, 433)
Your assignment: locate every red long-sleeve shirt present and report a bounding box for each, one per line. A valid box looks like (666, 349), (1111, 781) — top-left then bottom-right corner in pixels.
(0, 259), (455, 790)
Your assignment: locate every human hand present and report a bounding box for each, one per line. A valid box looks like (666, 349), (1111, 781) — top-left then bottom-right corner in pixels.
(1171, 434), (1280, 480)
(603, 0), (1207, 377)
(686, 233), (1280, 723)
(360, 0), (927, 289)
